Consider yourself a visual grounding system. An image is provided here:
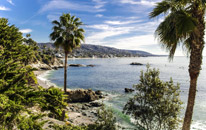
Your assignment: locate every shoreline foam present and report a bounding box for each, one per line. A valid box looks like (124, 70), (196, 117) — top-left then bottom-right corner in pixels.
(34, 70), (58, 89)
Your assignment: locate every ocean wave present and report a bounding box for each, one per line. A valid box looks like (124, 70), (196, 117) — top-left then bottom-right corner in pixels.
(37, 70), (58, 88)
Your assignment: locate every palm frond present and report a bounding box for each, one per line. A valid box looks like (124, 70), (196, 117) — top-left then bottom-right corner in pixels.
(52, 20), (61, 27)
(155, 8), (197, 60)
(175, 10), (197, 38)
(74, 18), (80, 23)
(182, 37), (192, 57)
(149, 0), (172, 18)
(50, 13), (85, 53)
(54, 37), (63, 48)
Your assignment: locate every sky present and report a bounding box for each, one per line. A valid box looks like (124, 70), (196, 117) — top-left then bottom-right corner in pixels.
(0, 0), (205, 55)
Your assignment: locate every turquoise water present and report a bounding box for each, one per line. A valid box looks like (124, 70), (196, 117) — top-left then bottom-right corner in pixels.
(46, 57), (206, 129)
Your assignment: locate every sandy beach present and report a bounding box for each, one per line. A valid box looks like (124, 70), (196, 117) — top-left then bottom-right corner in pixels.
(34, 70), (56, 89)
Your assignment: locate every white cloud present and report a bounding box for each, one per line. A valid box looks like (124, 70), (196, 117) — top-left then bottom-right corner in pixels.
(88, 24), (110, 30)
(95, 14), (103, 17)
(92, 0), (107, 9)
(7, 0), (14, 5)
(86, 24), (133, 45)
(104, 20), (141, 25)
(85, 17), (165, 54)
(47, 14), (60, 21)
(0, 6), (10, 11)
(110, 34), (157, 49)
(120, 0), (161, 6)
(19, 29), (32, 34)
(39, 0), (105, 13)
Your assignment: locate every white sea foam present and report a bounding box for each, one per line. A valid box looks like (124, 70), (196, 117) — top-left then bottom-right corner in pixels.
(191, 121), (206, 130)
(37, 70), (58, 88)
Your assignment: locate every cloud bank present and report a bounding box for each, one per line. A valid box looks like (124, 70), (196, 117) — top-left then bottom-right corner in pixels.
(20, 29), (32, 34)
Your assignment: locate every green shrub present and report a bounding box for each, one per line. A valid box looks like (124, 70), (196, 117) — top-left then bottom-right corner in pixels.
(17, 114), (46, 130)
(0, 18), (67, 129)
(52, 124), (88, 130)
(88, 106), (117, 130)
(123, 65), (182, 130)
(40, 87), (67, 120)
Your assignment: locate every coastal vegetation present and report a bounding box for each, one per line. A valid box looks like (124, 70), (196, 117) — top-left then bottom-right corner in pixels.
(0, 18), (67, 129)
(50, 13), (85, 92)
(23, 34), (63, 68)
(124, 65), (182, 130)
(1, 2), (205, 129)
(150, 0), (205, 129)
(0, 17), (117, 130)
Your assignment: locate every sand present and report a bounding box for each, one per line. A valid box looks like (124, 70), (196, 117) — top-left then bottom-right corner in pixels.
(34, 70), (54, 89)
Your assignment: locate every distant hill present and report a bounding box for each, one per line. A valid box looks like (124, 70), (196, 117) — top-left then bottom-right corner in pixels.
(38, 43), (156, 58)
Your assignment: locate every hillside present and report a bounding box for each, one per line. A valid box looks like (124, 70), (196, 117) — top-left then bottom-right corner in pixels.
(38, 43), (155, 58)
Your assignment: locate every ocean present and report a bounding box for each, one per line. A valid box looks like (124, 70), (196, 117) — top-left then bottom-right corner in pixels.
(43, 57), (206, 130)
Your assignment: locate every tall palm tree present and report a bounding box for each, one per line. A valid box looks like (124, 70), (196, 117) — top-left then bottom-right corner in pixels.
(150, 1), (205, 130)
(50, 13), (85, 93)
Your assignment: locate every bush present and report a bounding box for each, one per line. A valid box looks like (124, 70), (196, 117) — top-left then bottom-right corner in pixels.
(123, 65), (182, 130)
(0, 18), (67, 129)
(40, 87), (67, 120)
(52, 124), (87, 130)
(88, 106), (117, 130)
(17, 114), (46, 130)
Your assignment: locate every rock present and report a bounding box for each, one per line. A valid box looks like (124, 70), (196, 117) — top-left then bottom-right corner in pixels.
(30, 59), (64, 70)
(40, 66), (52, 70)
(89, 102), (103, 107)
(95, 90), (102, 95)
(95, 90), (105, 99)
(53, 66), (58, 70)
(99, 95), (104, 98)
(87, 64), (95, 67)
(82, 112), (87, 116)
(125, 88), (135, 93)
(130, 62), (143, 65)
(66, 89), (100, 103)
(58, 65), (64, 68)
(69, 64), (85, 67)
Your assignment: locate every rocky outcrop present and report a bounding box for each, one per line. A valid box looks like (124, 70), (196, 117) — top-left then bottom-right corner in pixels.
(68, 64), (95, 67)
(125, 88), (135, 93)
(66, 89), (104, 103)
(130, 62), (143, 65)
(30, 58), (63, 70)
(50, 58), (64, 69)
(30, 62), (52, 70)
(66, 102), (103, 126)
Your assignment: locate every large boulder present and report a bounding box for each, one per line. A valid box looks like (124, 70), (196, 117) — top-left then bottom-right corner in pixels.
(125, 88), (135, 93)
(66, 89), (103, 103)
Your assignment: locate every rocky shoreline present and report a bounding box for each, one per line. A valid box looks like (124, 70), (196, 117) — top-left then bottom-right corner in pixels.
(34, 69), (108, 127)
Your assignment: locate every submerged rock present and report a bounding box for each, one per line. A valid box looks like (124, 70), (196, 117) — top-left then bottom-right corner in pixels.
(130, 62), (143, 65)
(87, 64), (95, 67)
(68, 64), (96, 67)
(125, 88), (135, 93)
(69, 64), (85, 67)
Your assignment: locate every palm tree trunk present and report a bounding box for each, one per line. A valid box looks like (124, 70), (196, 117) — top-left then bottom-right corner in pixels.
(64, 52), (68, 93)
(182, 6), (205, 130)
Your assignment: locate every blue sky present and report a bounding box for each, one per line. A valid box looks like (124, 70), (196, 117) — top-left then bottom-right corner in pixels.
(1, 0), (205, 55)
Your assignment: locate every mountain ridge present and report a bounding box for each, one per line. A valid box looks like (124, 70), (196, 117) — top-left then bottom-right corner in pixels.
(38, 43), (157, 58)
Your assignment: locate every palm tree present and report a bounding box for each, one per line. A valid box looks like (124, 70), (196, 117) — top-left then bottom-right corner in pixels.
(50, 13), (85, 93)
(150, 1), (205, 130)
